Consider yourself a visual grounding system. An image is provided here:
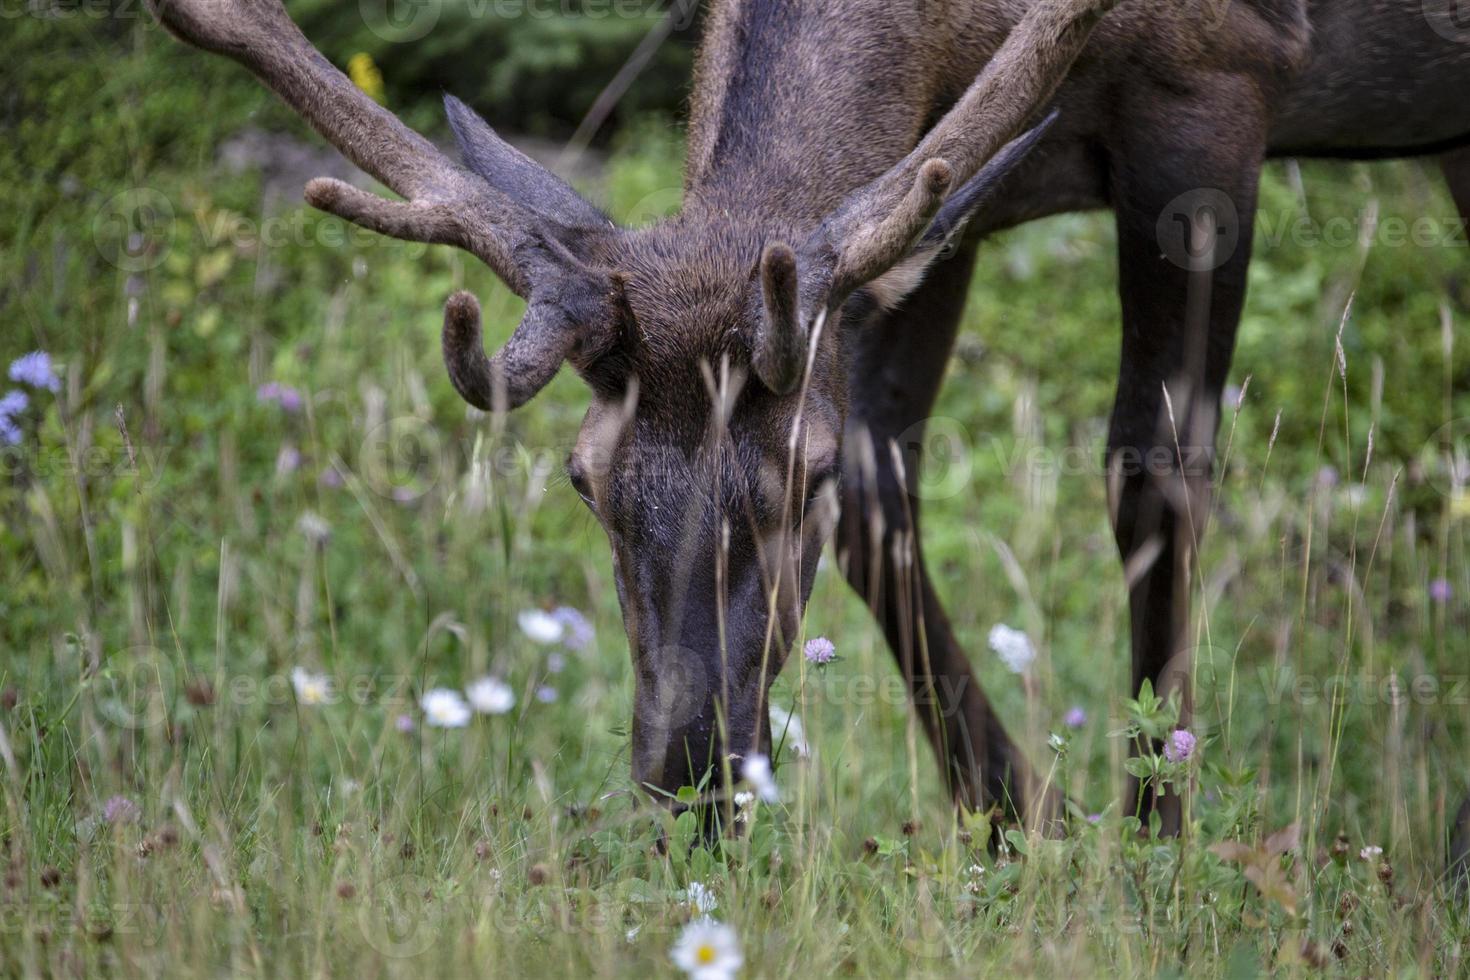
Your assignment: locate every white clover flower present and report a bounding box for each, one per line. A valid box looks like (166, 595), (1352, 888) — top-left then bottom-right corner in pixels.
(988, 624), (1036, 674)
(670, 918), (742, 980)
(769, 705), (810, 759)
(466, 676), (515, 715)
(742, 754), (779, 803)
(290, 667), (333, 706)
(518, 608), (565, 644)
(1360, 845), (1383, 861)
(421, 688), (472, 728)
(732, 790), (756, 823)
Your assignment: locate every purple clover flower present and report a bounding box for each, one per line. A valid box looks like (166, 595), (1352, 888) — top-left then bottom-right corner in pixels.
(102, 795), (141, 825)
(803, 637), (836, 665)
(256, 381), (303, 413)
(1164, 729), (1197, 764)
(9, 352), (60, 392)
(394, 713), (416, 733)
(1430, 578), (1452, 604)
(1063, 706), (1087, 729)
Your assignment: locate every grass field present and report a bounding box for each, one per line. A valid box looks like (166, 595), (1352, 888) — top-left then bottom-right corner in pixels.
(4, 13), (1470, 978)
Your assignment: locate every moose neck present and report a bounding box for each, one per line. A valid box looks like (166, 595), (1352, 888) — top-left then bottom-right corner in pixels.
(683, 0), (958, 224)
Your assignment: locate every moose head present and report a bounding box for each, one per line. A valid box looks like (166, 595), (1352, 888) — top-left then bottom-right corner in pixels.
(149, 0), (1112, 807)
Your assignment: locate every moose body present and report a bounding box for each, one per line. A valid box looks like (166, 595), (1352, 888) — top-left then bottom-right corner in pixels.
(150, 0), (1470, 831)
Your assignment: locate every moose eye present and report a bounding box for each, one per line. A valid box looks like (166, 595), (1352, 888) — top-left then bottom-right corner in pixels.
(566, 457), (596, 510)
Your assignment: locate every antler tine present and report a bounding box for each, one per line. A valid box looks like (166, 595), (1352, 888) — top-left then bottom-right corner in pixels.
(147, 0), (536, 295)
(812, 0), (1121, 303)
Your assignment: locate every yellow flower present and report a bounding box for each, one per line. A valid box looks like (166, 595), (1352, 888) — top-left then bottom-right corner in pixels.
(347, 53), (385, 104)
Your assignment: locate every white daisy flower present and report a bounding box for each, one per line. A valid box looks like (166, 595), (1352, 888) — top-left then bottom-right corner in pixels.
(988, 624), (1036, 674)
(466, 676), (515, 715)
(421, 688), (472, 728)
(742, 754), (779, 803)
(518, 608), (565, 644)
(290, 667), (333, 706)
(670, 918), (742, 980)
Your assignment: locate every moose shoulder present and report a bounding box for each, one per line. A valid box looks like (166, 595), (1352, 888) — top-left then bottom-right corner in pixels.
(148, 0), (1470, 838)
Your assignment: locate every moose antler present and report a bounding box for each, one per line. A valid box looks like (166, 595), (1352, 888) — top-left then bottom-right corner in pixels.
(147, 0), (610, 409)
(752, 0), (1120, 393)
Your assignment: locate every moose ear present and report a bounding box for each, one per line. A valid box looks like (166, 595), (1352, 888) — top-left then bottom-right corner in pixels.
(444, 94), (610, 230)
(860, 110), (1059, 312)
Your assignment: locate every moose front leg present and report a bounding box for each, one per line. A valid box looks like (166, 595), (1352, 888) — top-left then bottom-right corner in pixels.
(835, 235), (1055, 829)
(1106, 85), (1267, 834)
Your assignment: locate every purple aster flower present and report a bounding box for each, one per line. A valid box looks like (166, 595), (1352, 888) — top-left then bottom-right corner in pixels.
(9, 352), (60, 392)
(535, 685), (558, 703)
(0, 390), (28, 418)
(102, 795), (141, 825)
(1063, 706), (1087, 729)
(394, 713), (416, 733)
(0, 416), (19, 446)
(552, 606), (594, 650)
(1086, 813), (1102, 824)
(319, 466), (344, 489)
(1430, 578), (1452, 604)
(803, 637), (836, 665)
(1163, 729), (1197, 764)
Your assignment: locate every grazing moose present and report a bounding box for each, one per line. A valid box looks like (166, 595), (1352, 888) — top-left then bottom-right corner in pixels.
(149, 0), (1470, 834)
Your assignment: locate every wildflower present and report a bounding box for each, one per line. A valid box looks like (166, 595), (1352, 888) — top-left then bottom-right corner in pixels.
(546, 651), (566, 674)
(1063, 706), (1087, 729)
(769, 705), (810, 758)
(1086, 813), (1102, 824)
(518, 608), (564, 644)
(803, 636), (836, 665)
(0, 390), (26, 446)
(296, 511), (331, 545)
(988, 624), (1036, 674)
(670, 918), (742, 980)
(1163, 728), (1197, 763)
(290, 667), (333, 706)
(1430, 578), (1452, 604)
(552, 606), (594, 650)
(742, 754), (778, 803)
(9, 352), (60, 392)
(102, 795), (141, 825)
(394, 713), (416, 733)
(256, 381), (303, 412)
(319, 466), (344, 489)
(466, 676), (515, 715)
(1360, 845), (1383, 861)
(275, 444), (301, 476)
(733, 790), (756, 823)
(1316, 465), (1339, 489)
(421, 688), (472, 728)
(535, 685), (558, 704)
(683, 881), (718, 915)
(0, 390), (28, 418)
